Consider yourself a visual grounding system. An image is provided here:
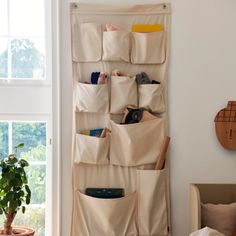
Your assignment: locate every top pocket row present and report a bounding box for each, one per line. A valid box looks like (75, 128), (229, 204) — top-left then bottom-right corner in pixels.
(72, 22), (167, 64)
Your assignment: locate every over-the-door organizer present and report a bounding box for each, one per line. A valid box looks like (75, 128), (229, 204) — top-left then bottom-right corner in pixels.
(71, 3), (171, 236)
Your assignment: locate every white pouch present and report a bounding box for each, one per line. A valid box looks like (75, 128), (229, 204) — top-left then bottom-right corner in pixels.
(75, 133), (109, 165)
(110, 118), (165, 166)
(138, 84), (165, 113)
(72, 22), (102, 62)
(102, 31), (130, 62)
(110, 76), (138, 114)
(76, 82), (109, 113)
(137, 169), (168, 235)
(75, 191), (137, 236)
(131, 31), (166, 64)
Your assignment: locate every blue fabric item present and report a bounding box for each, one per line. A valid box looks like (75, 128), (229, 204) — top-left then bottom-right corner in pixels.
(91, 72), (100, 84)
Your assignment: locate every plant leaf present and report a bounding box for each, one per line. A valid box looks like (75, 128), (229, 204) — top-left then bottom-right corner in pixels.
(25, 185), (31, 195)
(26, 196), (30, 205)
(14, 143), (24, 149)
(22, 206), (26, 214)
(19, 159), (29, 167)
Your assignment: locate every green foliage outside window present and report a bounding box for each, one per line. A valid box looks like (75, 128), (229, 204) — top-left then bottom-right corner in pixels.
(12, 122), (46, 156)
(0, 48), (7, 78)
(0, 38), (45, 79)
(27, 164), (46, 204)
(0, 123), (8, 159)
(20, 145), (46, 162)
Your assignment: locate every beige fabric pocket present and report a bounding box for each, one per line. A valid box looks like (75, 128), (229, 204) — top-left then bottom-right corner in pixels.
(72, 22), (102, 62)
(75, 133), (109, 165)
(110, 76), (138, 114)
(75, 191), (137, 236)
(102, 31), (130, 62)
(137, 169), (168, 235)
(76, 82), (109, 113)
(110, 118), (165, 166)
(131, 31), (166, 64)
(138, 84), (165, 113)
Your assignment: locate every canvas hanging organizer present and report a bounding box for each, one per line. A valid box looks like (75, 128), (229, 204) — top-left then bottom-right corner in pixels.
(70, 3), (171, 236)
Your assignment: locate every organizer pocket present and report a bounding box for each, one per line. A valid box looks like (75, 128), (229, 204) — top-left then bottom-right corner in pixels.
(75, 133), (109, 165)
(76, 82), (109, 113)
(138, 84), (165, 113)
(131, 31), (166, 64)
(110, 76), (138, 114)
(76, 191), (137, 236)
(102, 31), (130, 62)
(72, 22), (102, 62)
(137, 169), (168, 235)
(110, 118), (165, 166)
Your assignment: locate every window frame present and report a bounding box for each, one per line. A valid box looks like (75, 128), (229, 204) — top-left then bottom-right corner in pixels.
(0, 115), (52, 236)
(0, 0), (52, 86)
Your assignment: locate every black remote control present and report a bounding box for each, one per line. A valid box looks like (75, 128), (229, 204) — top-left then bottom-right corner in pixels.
(85, 188), (124, 199)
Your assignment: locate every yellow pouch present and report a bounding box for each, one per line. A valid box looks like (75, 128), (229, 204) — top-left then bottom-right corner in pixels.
(132, 24), (163, 33)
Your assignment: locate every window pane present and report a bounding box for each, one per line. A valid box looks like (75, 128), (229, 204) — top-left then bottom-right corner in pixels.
(20, 144), (46, 162)
(0, 122), (8, 158)
(0, 0), (8, 36)
(11, 38), (45, 79)
(0, 207), (46, 236)
(12, 122), (46, 156)
(15, 207), (45, 236)
(10, 0), (45, 37)
(27, 165), (46, 204)
(0, 37), (8, 78)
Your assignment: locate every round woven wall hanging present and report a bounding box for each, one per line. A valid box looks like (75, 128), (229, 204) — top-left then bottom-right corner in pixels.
(215, 101), (236, 150)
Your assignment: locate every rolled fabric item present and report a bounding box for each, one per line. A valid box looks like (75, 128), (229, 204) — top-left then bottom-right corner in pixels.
(111, 69), (131, 77)
(97, 72), (108, 84)
(111, 69), (123, 76)
(90, 72), (100, 84)
(80, 128), (104, 137)
(105, 23), (120, 31)
(136, 72), (152, 84)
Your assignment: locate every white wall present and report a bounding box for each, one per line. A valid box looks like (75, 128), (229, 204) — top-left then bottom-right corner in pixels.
(60, 1), (236, 236)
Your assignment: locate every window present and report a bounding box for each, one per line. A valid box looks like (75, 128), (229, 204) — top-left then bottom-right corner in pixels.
(0, 0), (46, 80)
(0, 0), (59, 234)
(0, 121), (47, 236)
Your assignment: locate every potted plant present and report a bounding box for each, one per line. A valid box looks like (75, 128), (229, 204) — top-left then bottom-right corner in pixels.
(0, 143), (34, 235)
